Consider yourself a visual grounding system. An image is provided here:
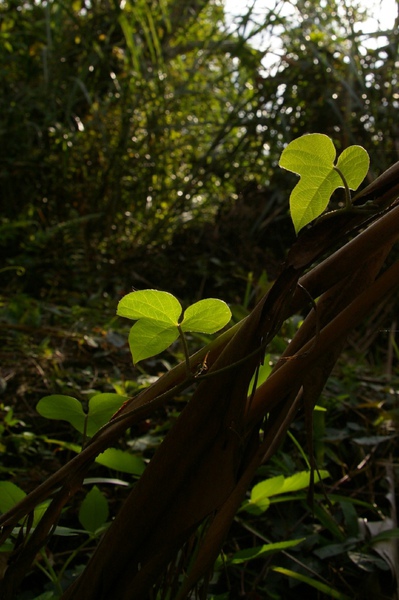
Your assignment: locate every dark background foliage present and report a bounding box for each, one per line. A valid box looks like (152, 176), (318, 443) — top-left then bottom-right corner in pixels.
(2, 0), (398, 300)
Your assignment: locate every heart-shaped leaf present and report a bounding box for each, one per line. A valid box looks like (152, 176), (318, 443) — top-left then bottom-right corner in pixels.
(79, 486), (109, 533)
(180, 298), (231, 334)
(36, 395), (86, 433)
(117, 290), (182, 325)
(128, 319), (179, 364)
(118, 290), (231, 364)
(279, 133), (369, 233)
(118, 289), (183, 364)
(86, 393), (127, 437)
(335, 145), (370, 189)
(37, 394), (127, 438)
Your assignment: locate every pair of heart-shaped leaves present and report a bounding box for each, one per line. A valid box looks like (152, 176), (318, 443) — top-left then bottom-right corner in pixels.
(36, 393), (146, 475)
(279, 133), (370, 233)
(117, 290), (231, 364)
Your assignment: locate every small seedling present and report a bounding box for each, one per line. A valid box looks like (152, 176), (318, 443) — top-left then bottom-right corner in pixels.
(36, 393), (127, 439)
(117, 289), (231, 368)
(279, 133), (370, 233)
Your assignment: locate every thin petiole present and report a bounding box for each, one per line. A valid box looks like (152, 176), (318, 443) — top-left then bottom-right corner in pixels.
(333, 165), (352, 209)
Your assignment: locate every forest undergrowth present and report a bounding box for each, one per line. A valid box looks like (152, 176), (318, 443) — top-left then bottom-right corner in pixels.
(1, 252), (398, 599)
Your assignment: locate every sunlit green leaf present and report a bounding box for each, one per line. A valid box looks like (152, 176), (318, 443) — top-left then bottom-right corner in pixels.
(335, 145), (369, 189)
(273, 566), (352, 600)
(280, 469), (329, 493)
(117, 290), (182, 325)
(279, 133), (369, 233)
(128, 319), (179, 364)
(118, 290), (231, 363)
(181, 298), (231, 333)
(239, 497), (270, 516)
(242, 470), (330, 515)
(229, 538), (305, 565)
(240, 475), (284, 515)
(251, 475), (285, 502)
(280, 134), (341, 233)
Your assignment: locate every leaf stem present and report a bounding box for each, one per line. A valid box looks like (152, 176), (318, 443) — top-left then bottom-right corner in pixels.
(177, 324), (191, 377)
(333, 165), (352, 209)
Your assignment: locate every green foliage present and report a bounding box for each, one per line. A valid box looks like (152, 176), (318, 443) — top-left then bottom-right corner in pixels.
(1, 0), (399, 595)
(117, 289), (231, 363)
(35, 393), (146, 475)
(272, 566), (352, 600)
(0, 479), (115, 596)
(0, 482), (50, 534)
(240, 469), (330, 515)
(36, 393), (127, 438)
(1, 278), (397, 598)
(78, 486), (109, 534)
(0, 481), (26, 515)
(2, 128), (398, 598)
(2, 0), (397, 298)
(226, 538), (305, 565)
(248, 355), (272, 392)
(95, 448), (145, 476)
(279, 134), (370, 232)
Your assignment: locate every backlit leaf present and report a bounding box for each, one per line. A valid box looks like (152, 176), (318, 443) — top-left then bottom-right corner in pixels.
(229, 538), (305, 565)
(117, 290), (182, 325)
(250, 474), (284, 507)
(118, 290), (231, 363)
(273, 567), (352, 599)
(336, 145), (369, 189)
(280, 469), (330, 493)
(279, 133), (369, 233)
(242, 470), (330, 514)
(181, 298), (231, 333)
(128, 319), (179, 364)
